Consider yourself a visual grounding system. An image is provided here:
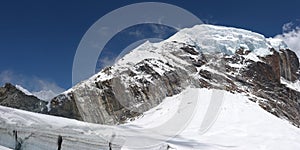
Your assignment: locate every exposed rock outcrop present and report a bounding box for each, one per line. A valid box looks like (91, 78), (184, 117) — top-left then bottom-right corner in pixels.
(279, 49), (299, 81)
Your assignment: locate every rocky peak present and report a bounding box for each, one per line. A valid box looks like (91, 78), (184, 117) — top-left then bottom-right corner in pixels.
(0, 83), (47, 113)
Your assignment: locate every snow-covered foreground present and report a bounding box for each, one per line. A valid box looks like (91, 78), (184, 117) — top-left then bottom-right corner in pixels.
(1, 88), (300, 150)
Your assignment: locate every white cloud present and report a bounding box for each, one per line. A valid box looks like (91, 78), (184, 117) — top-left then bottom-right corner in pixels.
(0, 70), (65, 100)
(275, 21), (300, 58)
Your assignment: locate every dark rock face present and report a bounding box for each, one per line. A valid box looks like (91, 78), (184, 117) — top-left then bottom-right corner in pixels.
(243, 61), (279, 85)
(0, 83), (47, 113)
(279, 49), (299, 81)
(261, 48), (281, 81)
(259, 48), (299, 82)
(48, 93), (83, 121)
(47, 41), (300, 127)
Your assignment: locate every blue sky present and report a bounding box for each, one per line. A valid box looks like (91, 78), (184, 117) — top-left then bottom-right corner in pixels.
(0, 0), (300, 92)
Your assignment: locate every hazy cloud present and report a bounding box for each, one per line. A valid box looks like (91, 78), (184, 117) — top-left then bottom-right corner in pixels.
(0, 70), (14, 83)
(0, 70), (65, 98)
(32, 78), (65, 94)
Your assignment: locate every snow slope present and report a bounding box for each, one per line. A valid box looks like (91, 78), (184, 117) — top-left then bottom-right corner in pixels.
(123, 88), (300, 150)
(168, 89), (300, 150)
(0, 145), (12, 150)
(1, 88), (300, 149)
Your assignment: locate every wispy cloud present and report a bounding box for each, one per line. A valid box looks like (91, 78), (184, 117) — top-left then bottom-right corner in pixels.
(97, 56), (116, 70)
(282, 22), (295, 32)
(275, 21), (300, 58)
(0, 70), (65, 100)
(128, 23), (177, 39)
(149, 23), (172, 39)
(128, 30), (145, 38)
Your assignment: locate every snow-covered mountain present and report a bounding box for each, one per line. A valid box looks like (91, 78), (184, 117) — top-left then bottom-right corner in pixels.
(48, 24), (300, 126)
(1, 24), (300, 149)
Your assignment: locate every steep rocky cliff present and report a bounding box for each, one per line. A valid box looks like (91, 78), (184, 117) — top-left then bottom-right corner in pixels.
(47, 24), (300, 127)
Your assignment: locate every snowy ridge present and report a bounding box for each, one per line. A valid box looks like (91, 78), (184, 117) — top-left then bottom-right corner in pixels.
(15, 85), (33, 96)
